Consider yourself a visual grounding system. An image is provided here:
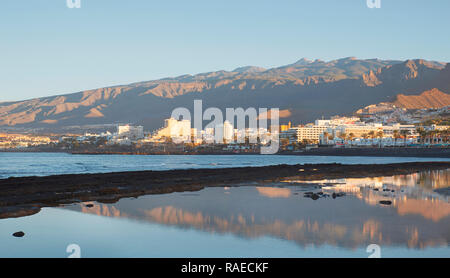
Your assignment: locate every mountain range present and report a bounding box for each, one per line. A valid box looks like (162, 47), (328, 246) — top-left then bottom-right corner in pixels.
(0, 57), (449, 131)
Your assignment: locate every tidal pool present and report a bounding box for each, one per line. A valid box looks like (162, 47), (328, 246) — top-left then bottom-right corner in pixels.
(0, 170), (449, 258)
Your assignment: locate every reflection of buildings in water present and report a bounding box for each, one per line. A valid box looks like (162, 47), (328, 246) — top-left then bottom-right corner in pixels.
(362, 220), (382, 242)
(407, 227), (419, 249)
(382, 170), (449, 189)
(308, 170), (449, 192)
(316, 170), (450, 221)
(256, 187), (292, 198)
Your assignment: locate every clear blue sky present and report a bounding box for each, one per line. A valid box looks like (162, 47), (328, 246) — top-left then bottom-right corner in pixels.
(1, 0), (449, 102)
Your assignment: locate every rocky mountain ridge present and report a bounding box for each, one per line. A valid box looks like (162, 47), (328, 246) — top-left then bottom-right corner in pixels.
(0, 58), (448, 131)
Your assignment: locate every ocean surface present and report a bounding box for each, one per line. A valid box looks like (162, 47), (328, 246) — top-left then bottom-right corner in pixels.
(1, 152), (450, 179)
(0, 152), (449, 258)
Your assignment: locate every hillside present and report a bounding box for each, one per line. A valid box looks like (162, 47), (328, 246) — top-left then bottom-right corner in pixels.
(0, 58), (448, 131)
(393, 89), (450, 109)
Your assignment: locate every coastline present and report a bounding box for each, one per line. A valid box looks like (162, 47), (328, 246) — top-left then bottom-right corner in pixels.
(1, 162), (449, 219)
(71, 148), (450, 158)
(1, 147), (449, 158)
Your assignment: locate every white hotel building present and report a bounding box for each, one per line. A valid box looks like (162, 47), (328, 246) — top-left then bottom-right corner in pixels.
(156, 118), (192, 142)
(117, 125), (144, 140)
(282, 116), (420, 145)
(283, 117), (360, 144)
(286, 125), (329, 143)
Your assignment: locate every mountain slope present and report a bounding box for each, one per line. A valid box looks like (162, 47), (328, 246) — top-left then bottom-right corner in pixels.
(393, 88), (450, 109)
(362, 59), (445, 91)
(0, 58), (448, 131)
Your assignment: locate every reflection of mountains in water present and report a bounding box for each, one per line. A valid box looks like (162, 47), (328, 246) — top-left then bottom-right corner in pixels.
(70, 171), (450, 250)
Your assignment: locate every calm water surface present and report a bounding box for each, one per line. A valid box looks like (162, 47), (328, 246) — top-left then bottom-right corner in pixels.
(1, 152), (450, 179)
(0, 166), (448, 258)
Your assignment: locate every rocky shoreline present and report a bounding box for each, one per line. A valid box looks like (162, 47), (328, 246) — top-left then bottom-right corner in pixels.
(0, 162), (449, 219)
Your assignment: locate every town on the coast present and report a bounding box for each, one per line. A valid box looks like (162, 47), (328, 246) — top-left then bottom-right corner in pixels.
(1, 105), (449, 154)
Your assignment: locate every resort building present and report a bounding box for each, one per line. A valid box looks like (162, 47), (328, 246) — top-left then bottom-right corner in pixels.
(293, 125), (329, 143)
(156, 118), (191, 141)
(330, 124), (383, 139)
(382, 124), (417, 137)
(117, 124), (144, 140)
(223, 121), (234, 142)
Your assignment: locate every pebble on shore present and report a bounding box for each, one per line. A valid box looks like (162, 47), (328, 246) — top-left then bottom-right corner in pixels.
(13, 231), (25, 238)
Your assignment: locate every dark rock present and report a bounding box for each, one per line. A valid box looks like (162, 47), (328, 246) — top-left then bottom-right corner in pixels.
(332, 192), (346, 199)
(311, 194), (320, 200)
(373, 188), (379, 191)
(13, 231), (25, 237)
(303, 192), (314, 197)
(85, 204), (94, 208)
(379, 200), (392, 205)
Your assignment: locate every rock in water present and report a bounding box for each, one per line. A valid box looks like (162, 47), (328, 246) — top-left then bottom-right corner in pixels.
(13, 231), (25, 237)
(332, 192), (345, 199)
(304, 192), (322, 200)
(379, 200), (392, 205)
(86, 204), (94, 208)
